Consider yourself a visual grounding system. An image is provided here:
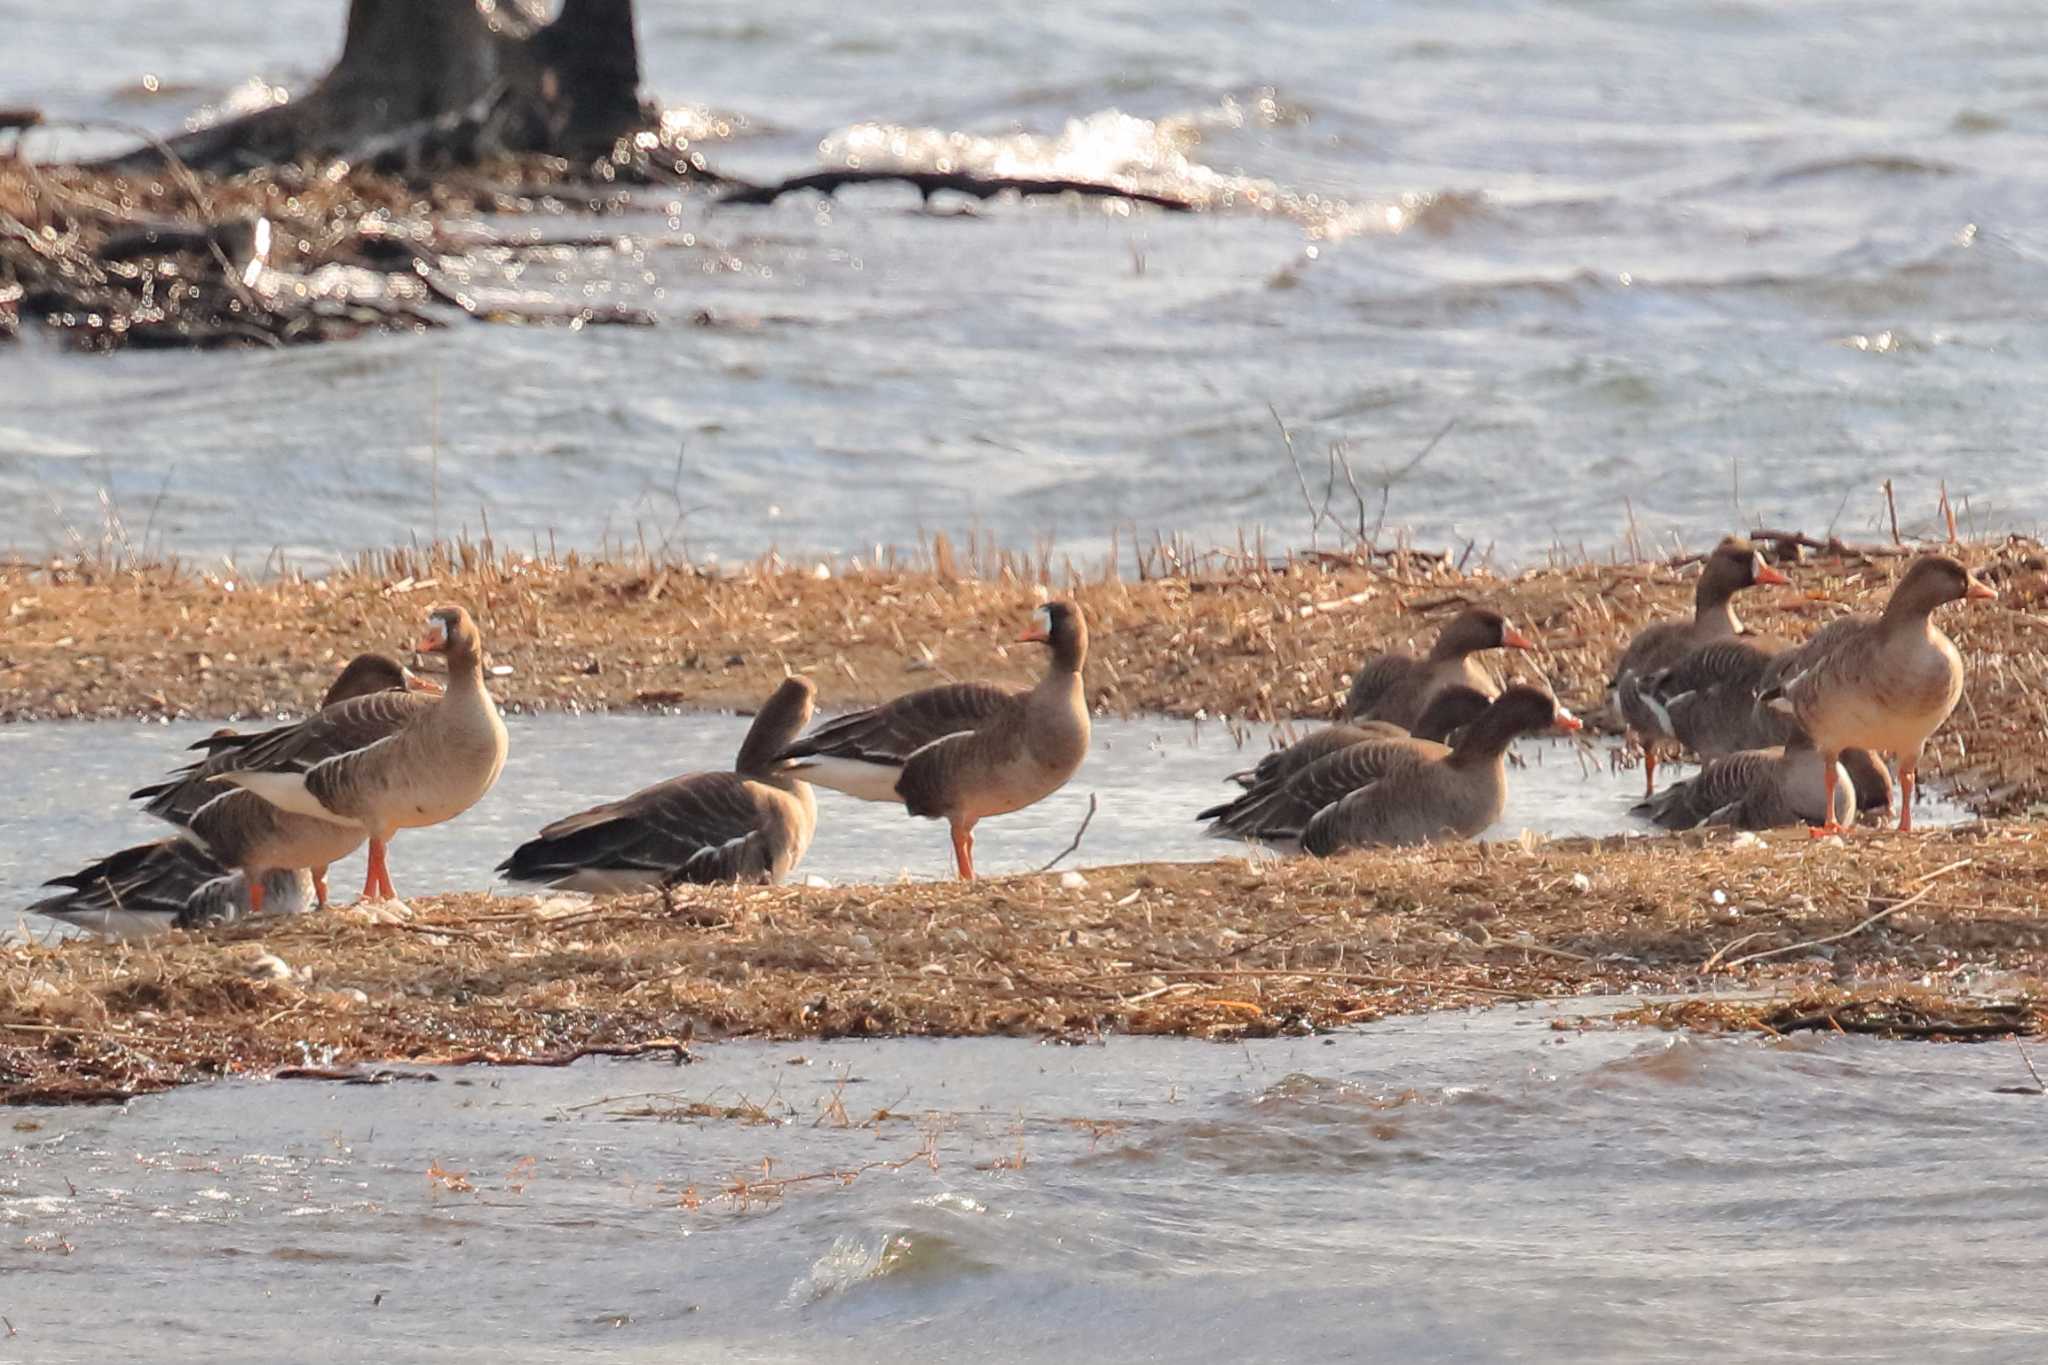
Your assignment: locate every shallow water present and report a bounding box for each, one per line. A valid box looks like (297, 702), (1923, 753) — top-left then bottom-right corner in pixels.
(8, 2), (2048, 567)
(4, 1003), (2046, 1362)
(2, 712), (1686, 921)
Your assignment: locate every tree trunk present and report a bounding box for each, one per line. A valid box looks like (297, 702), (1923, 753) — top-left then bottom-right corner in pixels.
(99, 0), (648, 175)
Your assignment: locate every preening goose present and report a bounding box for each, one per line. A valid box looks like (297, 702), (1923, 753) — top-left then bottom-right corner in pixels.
(498, 677), (817, 892)
(1345, 608), (1532, 728)
(212, 606), (509, 898)
(1301, 686), (1581, 856)
(1770, 555), (1993, 834)
(1227, 686), (1490, 792)
(1609, 537), (1788, 795)
(778, 601), (1089, 880)
(26, 840), (314, 940)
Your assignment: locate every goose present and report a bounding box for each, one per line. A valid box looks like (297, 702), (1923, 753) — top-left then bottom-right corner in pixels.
(1633, 638), (1895, 814)
(1609, 537), (1789, 795)
(498, 678), (817, 892)
(26, 841), (314, 940)
(1631, 716), (1852, 831)
(131, 652), (441, 826)
(1345, 607), (1533, 728)
(1200, 686), (1491, 837)
(1300, 686), (1581, 855)
(777, 601), (1089, 879)
(1769, 555), (1993, 834)
(1226, 685), (1490, 791)
(210, 606), (509, 897)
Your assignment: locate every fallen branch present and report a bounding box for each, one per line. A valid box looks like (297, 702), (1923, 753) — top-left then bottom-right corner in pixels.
(718, 167), (1196, 213)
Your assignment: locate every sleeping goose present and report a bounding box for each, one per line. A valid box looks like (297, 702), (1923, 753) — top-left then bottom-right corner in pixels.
(1631, 714), (1853, 831)
(211, 606), (509, 898)
(1345, 607), (1533, 728)
(26, 841), (314, 940)
(498, 678), (817, 892)
(1301, 686), (1581, 856)
(1609, 537), (1789, 795)
(1227, 685), (1490, 791)
(777, 601), (1089, 880)
(1770, 554), (1993, 834)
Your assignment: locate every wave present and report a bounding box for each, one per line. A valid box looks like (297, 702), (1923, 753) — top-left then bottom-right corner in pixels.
(815, 101), (1489, 241)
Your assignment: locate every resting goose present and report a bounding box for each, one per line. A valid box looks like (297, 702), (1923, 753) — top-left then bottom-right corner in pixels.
(27, 840), (314, 940)
(1301, 686), (1581, 856)
(777, 601), (1089, 880)
(1227, 686), (1490, 791)
(1631, 718), (1852, 831)
(498, 677), (817, 892)
(1609, 537), (1789, 795)
(1345, 608), (1533, 728)
(1771, 554), (1993, 834)
(212, 606), (509, 897)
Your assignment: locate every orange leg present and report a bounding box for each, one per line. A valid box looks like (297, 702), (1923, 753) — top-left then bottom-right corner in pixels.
(312, 866), (330, 908)
(1809, 752), (1847, 838)
(247, 876), (266, 917)
(1898, 758), (1917, 833)
(1642, 743), (1659, 799)
(364, 838), (397, 901)
(949, 822), (976, 880)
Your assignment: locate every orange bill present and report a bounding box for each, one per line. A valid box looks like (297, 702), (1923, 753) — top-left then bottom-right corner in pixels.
(1503, 627), (1536, 650)
(1755, 563), (1791, 586)
(1967, 577), (1997, 601)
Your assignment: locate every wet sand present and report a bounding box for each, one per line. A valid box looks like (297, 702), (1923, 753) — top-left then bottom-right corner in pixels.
(2, 826), (2039, 1103)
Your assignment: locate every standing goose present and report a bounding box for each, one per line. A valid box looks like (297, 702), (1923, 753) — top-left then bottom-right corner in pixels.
(1301, 686), (1581, 856)
(1637, 638), (1894, 813)
(1772, 555), (1994, 834)
(778, 601), (1089, 880)
(1609, 537), (1789, 795)
(27, 841), (314, 940)
(1345, 608), (1534, 728)
(131, 653), (441, 826)
(1631, 719), (1853, 831)
(498, 678), (818, 892)
(213, 606), (509, 898)
(1228, 686), (1491, 791)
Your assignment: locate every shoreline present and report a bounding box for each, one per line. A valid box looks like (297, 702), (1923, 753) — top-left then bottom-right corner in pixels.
(1, 829), (2040, 1104)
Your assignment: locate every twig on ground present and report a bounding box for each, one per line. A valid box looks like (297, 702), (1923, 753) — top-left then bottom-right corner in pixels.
(1039, 793), (1100, 872)
(1715, 859), (1972, 970)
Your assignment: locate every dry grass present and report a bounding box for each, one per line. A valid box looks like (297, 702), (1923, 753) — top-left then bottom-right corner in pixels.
(3, 826), (2044, 1103)
(7, 531), (2048, 810)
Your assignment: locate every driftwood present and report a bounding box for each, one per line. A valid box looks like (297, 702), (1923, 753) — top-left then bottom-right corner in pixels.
(718, 167), (1197, 213)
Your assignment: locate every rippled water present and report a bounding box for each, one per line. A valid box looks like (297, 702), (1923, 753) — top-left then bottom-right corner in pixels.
(2, 713), (1665, 921)
(4, 1005), (2046, 1363)
(7, 2), (2048, 566)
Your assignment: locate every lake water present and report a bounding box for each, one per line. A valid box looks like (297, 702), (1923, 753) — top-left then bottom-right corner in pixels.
(4, 1004), (2047, 1362)
(6, 1), (2048, 568)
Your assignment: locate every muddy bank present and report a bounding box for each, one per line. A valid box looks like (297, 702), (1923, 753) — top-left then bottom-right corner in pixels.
(2, 826), (2039, 1102)
(6, 533), (2048, 809)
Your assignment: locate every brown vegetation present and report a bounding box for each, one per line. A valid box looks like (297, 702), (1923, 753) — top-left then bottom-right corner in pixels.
(2, 826), (2042, 1103)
